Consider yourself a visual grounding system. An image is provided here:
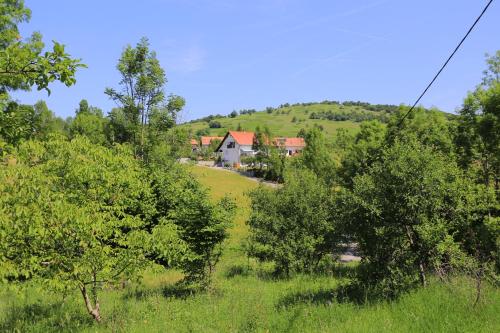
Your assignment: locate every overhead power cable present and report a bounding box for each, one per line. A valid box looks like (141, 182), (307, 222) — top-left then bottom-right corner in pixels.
(398, 0), (494, 127)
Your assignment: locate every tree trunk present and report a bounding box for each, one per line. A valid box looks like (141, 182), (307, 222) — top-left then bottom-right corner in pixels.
(418, 262), (427, 287)
(405, 225), (426, 287)
(80, 285), (101, 322)
(474, 266), (483, 307)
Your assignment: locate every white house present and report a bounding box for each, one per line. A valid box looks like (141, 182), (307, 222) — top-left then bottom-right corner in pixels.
(215, 131), (306, 166)
(216, 131), (255, 165)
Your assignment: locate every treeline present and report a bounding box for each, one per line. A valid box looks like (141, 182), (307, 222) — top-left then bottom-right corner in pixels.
(279, 100), (402, 113)
(188, 108), (258, 124)
(246, 52), (499, 299)
(309, 109), (390, 122)
(188, 101), (405, 124)
(0, 2), (234, 323)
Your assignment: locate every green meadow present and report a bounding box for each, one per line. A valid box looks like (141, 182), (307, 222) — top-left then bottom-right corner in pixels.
(1, 165), (498, 333)
(181, 103), (366, 138)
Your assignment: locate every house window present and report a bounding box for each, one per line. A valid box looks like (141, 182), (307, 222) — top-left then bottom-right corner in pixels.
(288, 150), (292, 155)
(227, 142), (235, 149)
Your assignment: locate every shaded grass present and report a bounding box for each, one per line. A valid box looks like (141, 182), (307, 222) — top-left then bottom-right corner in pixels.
(1, 166), (499, 332)
(3, 272), (498, 333)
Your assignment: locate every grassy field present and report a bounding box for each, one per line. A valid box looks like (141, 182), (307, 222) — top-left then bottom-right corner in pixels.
(180, 103), (369, 138)
(1, 165), (499, 332)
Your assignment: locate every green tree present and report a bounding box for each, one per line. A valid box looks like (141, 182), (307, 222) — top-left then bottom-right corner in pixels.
(252, 126), (273, 172)
(0, 99), (67, 145)
(455, 51), (500, 193)
(0, 137), (163, 322)
(105, 38), (183, 155)
(265, 145), (287, 182)
(247, 169), (340, 275)
(297, 128), (307, 138)
(295, 127), (335, 184)
(0, 0), (84, 95)
(387, 106), (454, 155)
(69, 99), (108, 145)
(148, 164), (235, 284)
(195, 127), (210, 137)
(0, 102), (36, 145)
(146, 95), (186, 154)
(341, 138), (490, 297)
(338, 120), (385, 187)
(209, 120), (221, 128)
(140, 127), (191, 165)
(33, 100), (67, 139)
(106, 107), (134, 144)
(0, 1), (83, 146)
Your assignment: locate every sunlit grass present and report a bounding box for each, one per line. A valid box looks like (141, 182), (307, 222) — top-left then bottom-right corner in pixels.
(180, 103), (363, 139)
(188, 165), (259, 246)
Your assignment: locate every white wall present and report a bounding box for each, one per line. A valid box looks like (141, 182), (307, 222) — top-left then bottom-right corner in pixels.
(285, 145), (304, 156)
(219, 135), (240, 164)
(220, 135), (302, 163)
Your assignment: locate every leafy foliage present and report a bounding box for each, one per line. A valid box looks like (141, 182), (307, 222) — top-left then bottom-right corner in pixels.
(0, 0), (84, 95)
(0, 100), (67, 145)
(0, 137), (155, 321)
(148, 164), (235, 284)
(0, 1), (83, 147)
(455, 51), (500, 192)
(69, 99), (108, 145)
(105, 38), (184, 156)
(247, 169), (341, 275)
(339, 138), (492, 297)
(337, 120), (385, 187)
(294, 127), (336, 184)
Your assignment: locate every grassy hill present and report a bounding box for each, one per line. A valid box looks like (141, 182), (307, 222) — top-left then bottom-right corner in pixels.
(181, 101), (398, 138)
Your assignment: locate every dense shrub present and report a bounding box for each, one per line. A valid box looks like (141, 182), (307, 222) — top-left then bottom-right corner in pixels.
(247, 169), (342, 275)
(209, 120), (222, 128)
(339, 137), (492, 297)
(148, 164), (235, 284)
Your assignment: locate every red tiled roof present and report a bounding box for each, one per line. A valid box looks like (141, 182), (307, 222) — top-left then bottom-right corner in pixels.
(190, 139), (198, 145)
(274, 137), (306, 147)
(284, 137), (305, 147)
(228, 131), (255, 145)
(215, 132), (306, 151)
(201, 136), (223, 146)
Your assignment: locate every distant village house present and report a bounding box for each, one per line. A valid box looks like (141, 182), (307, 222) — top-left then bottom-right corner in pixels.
(190, 139), (199, 152)
(201, 136), (224, 149)
(215, 131), (305, 165)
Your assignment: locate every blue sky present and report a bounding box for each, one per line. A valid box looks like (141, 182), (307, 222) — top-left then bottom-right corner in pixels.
(12, 0), (499, 121)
